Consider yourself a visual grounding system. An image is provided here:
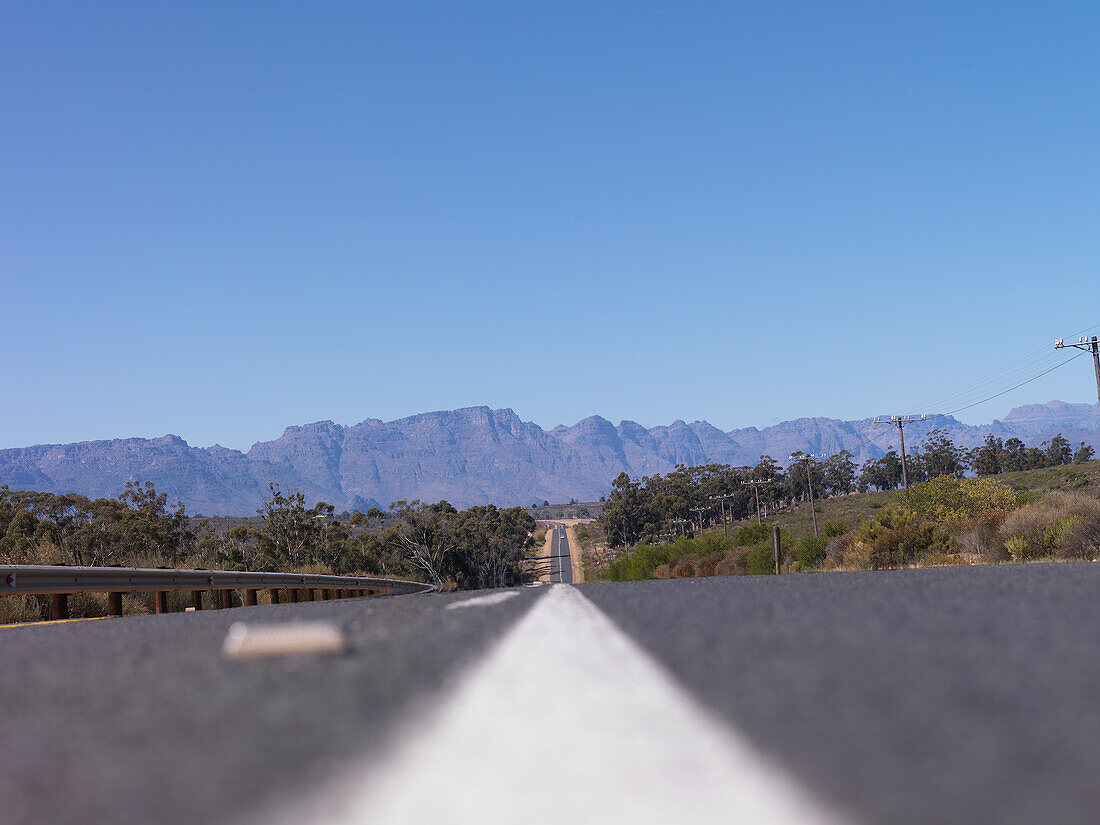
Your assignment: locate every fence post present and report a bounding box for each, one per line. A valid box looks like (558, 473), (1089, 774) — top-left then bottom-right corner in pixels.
(772, 526), (782, 575)
(51, 593), (69, 621)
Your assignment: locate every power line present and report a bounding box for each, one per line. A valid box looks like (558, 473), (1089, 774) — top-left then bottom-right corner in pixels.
(943, 352), (1085, 415)
(898, 323), (1100, 417)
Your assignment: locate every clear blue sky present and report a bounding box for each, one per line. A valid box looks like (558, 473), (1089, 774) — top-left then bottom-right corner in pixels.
(3, 1), (1100, 451)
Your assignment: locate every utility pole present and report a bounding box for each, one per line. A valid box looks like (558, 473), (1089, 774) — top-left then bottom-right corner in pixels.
(689, 506), (707, 536)
(872, 415), (928, 492)
(788, 453), (824, 537)
(708, 492), (736, 537)
(1055, 335), (1100, 407)
(741, 479), (774, 524)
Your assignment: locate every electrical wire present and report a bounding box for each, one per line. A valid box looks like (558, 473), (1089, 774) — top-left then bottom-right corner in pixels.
(942, 351), (1087, 416)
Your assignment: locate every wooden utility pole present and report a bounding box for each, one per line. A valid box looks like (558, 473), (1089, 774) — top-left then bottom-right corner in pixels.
(689, 506), (707, 536)
(1055, 335), (1100, 407)
(741, 479), (774, 524)
(788, 453), (824, 537)
(708, 492), (736, 537)
(872, 415), (928, 492)
(772, 525), (782, 575)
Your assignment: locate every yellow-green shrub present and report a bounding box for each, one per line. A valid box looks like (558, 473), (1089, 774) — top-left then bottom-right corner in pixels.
(906, 476), (1020, 523)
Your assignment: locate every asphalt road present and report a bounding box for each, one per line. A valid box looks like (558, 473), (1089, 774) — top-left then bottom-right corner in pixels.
(4, 562), (1100, 824)
(550, 523), (573, 584)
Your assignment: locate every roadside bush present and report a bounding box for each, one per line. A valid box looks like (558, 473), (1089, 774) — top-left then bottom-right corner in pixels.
(954, 509), (1010, 562)
(605, 543), (679, 581)
(824, 534), (852, 568)
(731, 522), (771, 546)
(998, 491), (1100, 561)
(745, 544), (776, 575)
(794, 534), (828, 569)
(845, 507), (955, 569)
(673, 561), (697, 578)
(906, 476), (1020, 522)
(604, 533), (734, 581)
(822, 520), (848, 538)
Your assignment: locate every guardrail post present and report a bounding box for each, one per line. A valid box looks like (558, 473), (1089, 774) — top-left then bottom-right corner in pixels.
(246, 589), (258, 606)
(107, 592), (123, 616)
(307, 588), (317, 601)
(155, 591), (169, 614)
(772, 525), (782, 575)
(191, 590), (203, 610)
(289, 588), (299, 603)
(270, 589), (281, 604)
(220, 589), (233, 609)
(51, 593), (69, 620)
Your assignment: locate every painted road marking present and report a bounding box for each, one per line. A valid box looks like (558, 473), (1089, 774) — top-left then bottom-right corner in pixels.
(285, 585), (853, 825)
(0, 616), (110, 630)
(445, 591), (520, 610)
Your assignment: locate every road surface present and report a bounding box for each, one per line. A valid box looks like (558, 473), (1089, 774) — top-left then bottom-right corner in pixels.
(4, 562), (1100, 824)
(549, 523), (573, 584)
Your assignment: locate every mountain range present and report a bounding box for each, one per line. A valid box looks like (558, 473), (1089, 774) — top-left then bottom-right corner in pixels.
(2, 401), (1100, 515)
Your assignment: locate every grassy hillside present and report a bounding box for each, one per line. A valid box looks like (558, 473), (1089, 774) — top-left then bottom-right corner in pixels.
(598, 461), (1100, 582)
(763, 462), (1100, 542)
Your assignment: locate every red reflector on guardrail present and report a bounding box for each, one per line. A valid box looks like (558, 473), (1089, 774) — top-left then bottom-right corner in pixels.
(6, 573), (14, 588)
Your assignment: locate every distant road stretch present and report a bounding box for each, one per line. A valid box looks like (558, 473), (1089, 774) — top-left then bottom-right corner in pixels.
(549, 523), (573, 584)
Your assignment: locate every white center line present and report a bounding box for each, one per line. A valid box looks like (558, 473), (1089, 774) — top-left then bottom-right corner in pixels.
(282, 585), (855, 825)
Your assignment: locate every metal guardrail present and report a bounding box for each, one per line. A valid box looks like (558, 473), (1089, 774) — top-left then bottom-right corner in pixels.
(1, 564), (435, 619)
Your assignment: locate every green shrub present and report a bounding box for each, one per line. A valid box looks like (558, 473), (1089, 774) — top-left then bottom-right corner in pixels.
(730, 522), (771, 546)
(744, 544), (776, 575)
(822, 520), (848, 538)
(604, 533), (734, 581)
(794, 535), (828, 569)
(605, 543), (680, 581)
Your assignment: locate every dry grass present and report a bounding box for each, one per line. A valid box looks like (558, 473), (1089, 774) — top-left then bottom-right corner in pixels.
(998, 491), (1100, 561)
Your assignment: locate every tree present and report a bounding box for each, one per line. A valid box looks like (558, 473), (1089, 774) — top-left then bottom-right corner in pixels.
(256, 485), (321, 568)
(391, 501), (456, 585)
(1045, 434), (1073, 467)
(600, 472), (648, 548)
(1074, 442), (1095, 463)
(824, 451), (857, 496)
(970, 435), (1003, 477)
(1001, 438), (1028, 471)
(917, 429), (966, 480)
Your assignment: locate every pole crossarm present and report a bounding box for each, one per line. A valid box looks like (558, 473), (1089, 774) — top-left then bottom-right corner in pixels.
(872, 415), (929, 425)
(1055, 335), (1100, 408)
(1054, 336), (1099, 352)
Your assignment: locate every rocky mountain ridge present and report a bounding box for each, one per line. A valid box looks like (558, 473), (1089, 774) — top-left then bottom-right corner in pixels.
(2, 402), (1099, 514)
